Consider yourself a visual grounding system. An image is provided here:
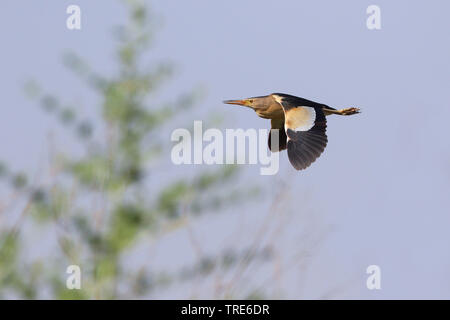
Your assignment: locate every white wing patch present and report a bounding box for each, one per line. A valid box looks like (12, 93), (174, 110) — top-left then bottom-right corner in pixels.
(285, 106), (316, 132)
(272, 95), (316, 134)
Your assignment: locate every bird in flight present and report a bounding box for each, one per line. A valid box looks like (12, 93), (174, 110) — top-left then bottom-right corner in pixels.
(224, 93), (360, 170)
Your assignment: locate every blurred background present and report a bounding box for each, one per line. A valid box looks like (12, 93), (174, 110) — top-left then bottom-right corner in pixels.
(0, 0), (449, 299)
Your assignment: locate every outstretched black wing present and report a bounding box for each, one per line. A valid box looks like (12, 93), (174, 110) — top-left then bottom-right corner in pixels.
(272, 94), (328, 170)
(268, 118), (287, 152)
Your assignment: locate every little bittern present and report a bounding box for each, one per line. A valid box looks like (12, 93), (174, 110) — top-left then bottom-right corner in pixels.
(224, 93), (360, 170)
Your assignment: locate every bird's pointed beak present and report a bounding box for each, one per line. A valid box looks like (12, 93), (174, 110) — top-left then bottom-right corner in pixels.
(223, 99), (249, 107)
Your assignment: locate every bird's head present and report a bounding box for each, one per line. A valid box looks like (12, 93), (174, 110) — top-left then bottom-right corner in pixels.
(223, 96), (269, 110)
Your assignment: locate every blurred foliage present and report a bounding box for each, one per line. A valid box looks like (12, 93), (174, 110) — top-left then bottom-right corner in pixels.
(0, 0), (262, 299)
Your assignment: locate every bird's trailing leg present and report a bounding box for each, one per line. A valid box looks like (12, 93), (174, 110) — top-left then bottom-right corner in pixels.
(338, 107), (360, 115)
(323, 107), (360, 116)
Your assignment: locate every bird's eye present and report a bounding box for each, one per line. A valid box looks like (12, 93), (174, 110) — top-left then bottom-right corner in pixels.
(248, 99), (254, 104)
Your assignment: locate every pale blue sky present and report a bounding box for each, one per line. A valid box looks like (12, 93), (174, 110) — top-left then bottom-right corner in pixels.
(1, 0), (450, 298)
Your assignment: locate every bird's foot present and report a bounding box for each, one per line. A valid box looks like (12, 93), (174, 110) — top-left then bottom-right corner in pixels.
(339, 107), (360, 115)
